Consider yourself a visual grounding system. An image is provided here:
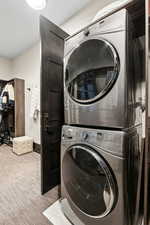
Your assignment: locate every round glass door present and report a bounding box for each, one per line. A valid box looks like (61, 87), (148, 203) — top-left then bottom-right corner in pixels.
(62, 145), (118, 217)
(65, 39), (120, 104)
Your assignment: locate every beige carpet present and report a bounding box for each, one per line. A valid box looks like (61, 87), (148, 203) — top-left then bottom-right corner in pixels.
(0, 145), (59, 225)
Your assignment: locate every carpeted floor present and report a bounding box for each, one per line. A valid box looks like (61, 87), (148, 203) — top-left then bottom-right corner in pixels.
(0, 145), (59, 225)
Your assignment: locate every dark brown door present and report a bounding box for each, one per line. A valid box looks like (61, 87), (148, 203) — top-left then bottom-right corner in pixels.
(40, 16), (69, 194)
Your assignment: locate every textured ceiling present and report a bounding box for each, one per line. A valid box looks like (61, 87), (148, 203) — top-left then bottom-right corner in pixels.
(0, 0), (91, 58)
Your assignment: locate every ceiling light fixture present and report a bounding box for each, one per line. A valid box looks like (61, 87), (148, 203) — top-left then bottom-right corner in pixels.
(25, 0), (47, 10)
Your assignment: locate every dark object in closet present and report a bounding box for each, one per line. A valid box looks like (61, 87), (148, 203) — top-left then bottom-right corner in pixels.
(40, 16), (69, 194)
(0, 80), (15, 145)
(0, 110), (13, 146)
(0, 80), (7, 95)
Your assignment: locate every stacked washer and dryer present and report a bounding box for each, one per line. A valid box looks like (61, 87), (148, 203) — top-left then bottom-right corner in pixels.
(61, 9), (143, 225)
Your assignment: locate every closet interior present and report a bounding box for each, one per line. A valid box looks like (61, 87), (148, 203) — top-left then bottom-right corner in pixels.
(0, 78), (25, 145)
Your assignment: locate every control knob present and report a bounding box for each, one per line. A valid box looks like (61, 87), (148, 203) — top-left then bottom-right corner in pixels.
(64, 128), (73, 139)
(84, 29), (90, 36)
(82, 132), (89, 141)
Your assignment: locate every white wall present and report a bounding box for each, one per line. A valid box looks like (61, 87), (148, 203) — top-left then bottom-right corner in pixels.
(10, 0), (115, 144)
(61, 0), (115, 35)
(12, 42), (41, 144)
(0, 57), (13, 80)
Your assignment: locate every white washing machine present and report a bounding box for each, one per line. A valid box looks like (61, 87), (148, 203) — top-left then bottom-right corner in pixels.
(64, 9), (142, 129)
(61, 125), (142, 225)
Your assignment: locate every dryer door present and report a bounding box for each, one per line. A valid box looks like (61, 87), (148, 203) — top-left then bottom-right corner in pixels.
(62, 145), (118, 218)
(65, 39), (120, 104)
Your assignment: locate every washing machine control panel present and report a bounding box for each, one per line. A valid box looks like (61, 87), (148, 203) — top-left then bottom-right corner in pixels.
(62, 127), (105, 143)
(62, 126), (127, 157)
(62, 128), (74, 139)
(82, 132), (89, 141)
(81, 131), (104, 142)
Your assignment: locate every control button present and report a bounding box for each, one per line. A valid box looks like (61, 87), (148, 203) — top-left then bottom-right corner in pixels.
(82, 132), (89, 141)
(64, 128), (73, 139)
(97, 132), (103, 140)
(84, 29), (90, 36)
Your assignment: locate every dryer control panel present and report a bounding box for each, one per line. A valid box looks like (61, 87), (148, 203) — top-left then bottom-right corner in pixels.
(64, 8), (127, 57)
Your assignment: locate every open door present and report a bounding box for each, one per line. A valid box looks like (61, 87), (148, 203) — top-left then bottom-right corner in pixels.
(40, 16), (69, 194)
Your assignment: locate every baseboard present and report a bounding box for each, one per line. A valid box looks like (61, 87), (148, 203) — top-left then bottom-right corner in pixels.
(33, 143), (41, 154)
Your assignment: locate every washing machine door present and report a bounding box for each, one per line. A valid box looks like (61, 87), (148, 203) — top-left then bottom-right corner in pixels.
(62, 145), (118, 218)
(65, 39), (120, 104)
